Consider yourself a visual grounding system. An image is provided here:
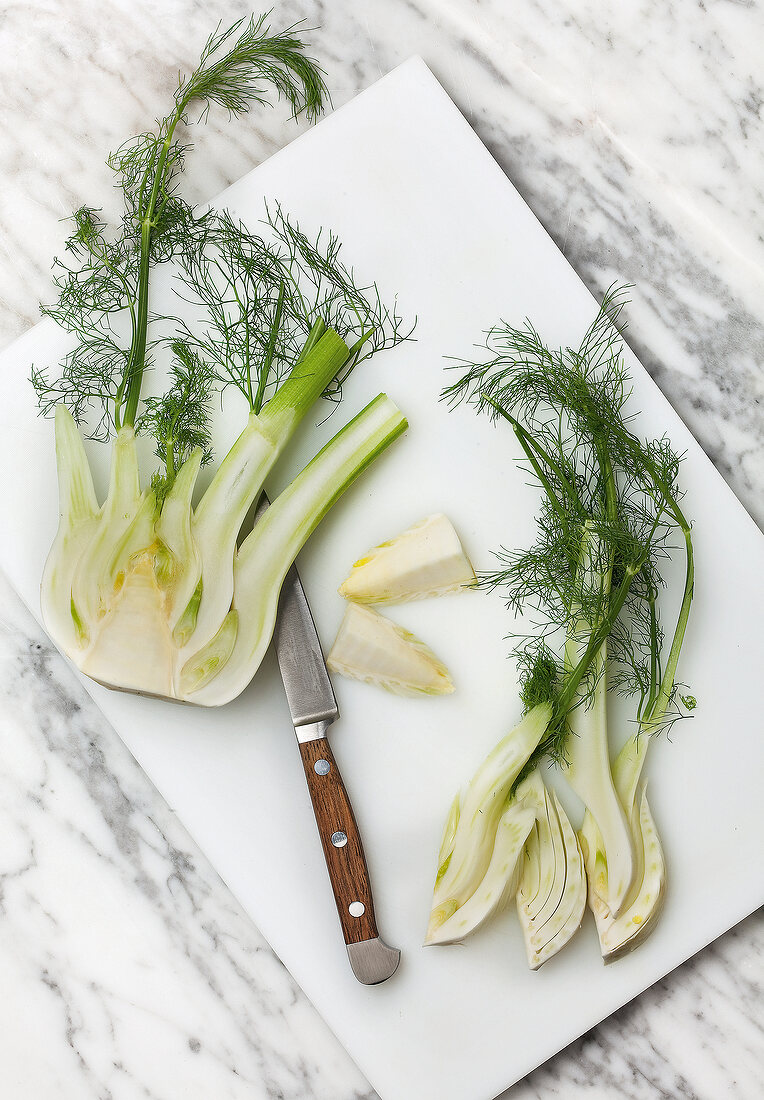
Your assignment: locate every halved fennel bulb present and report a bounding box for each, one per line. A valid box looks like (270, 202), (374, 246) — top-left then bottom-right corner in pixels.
(515, 772), (587, 969)
(42, 335), (407, 705)
(338, 513), (475, 604)
(327, 603), (454, 696)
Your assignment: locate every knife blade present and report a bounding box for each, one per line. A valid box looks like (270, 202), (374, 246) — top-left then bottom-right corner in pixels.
(272, 556), (401, 986)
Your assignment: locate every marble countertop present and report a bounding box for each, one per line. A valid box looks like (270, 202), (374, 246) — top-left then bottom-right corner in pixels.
(1, 1), (762, 1097)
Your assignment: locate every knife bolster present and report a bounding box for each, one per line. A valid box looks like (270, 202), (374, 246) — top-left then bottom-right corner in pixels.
(295, 719), (334, 743)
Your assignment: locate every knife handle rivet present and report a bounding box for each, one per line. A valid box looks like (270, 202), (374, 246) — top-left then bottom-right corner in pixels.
(331, 831), (348, 847)
(314, 759), (331, 775)
(348, 901), (365, 917)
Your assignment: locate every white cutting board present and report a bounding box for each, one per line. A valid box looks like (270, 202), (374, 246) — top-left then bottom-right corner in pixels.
(1, 59), (763, 1100)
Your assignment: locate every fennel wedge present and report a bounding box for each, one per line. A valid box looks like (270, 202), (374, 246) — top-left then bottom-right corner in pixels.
(338, 513), (475, 604)
(327, 603), (454, 697)
(425, 703), (552, 944)
(516, 773), (586, 969)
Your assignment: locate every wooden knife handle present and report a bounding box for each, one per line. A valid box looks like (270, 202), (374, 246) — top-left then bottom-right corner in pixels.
(298, 737), (379, 945)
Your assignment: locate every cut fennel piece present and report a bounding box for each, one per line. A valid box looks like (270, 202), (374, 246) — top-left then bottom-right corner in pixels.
(563, 639), (634, 918)
(154, 448), (204, 643)
(425, 703), (552, 942)
(42, 341), (407, 704)
(579, 732), (666, 960)
(41, 405), (101, 654)
(69, 424), (143, 635)
(181, 329), (350, 658)
(581, 787), (666, 963)
(326, 603), (454, 697)
(425, 795), (536, 945)
(338, 512), (475, 604)
(515, 772), (586, 969)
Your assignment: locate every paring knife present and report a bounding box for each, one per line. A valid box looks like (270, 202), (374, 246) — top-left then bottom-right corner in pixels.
(272, 555), (401, 986)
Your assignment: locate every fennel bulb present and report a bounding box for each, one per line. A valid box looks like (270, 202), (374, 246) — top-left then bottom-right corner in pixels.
(44, 382), (407, 704)
(34, 19), (412, 706)
(429, 287), (695, 965)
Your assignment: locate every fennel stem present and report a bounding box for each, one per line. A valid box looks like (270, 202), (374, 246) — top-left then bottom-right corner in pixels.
(119, 137), (177, 429)
(641, 517), (694, 730)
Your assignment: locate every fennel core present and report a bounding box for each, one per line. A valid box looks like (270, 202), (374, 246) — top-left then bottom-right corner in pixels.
(33, 17), (411, 706)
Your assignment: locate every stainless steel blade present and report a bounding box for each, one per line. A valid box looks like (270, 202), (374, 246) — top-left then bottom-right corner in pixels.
(254, 492), (338, 730)
(272, 561), (339, 729)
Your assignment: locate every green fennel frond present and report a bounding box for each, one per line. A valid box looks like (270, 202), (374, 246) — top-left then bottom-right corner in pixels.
(172, 204), (413, 414)
(141, 340), (215, 495)
(32, 207), (138, 440)
(171, 209), (291, 413)
(180, 14), (328, 122)
(443, 285), (694, 770)
(265, 203), (415, 396)
(33, 15), (329, 438)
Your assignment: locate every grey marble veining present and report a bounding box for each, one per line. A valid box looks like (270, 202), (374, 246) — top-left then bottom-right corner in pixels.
(0, 571), (374, 1100)
(0, 1), (762, 1098)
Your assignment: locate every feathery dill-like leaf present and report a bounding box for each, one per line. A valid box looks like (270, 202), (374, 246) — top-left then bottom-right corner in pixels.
(33, 16), (330, 437)
(264, 203), (414, 397)
(141, 340), (214, 494)
(172, 204), (414, 414)
(444, 285), (694, 770)
(179, 14), (328, 123)
(32, 207), (138, 438)
(171, 209), (290, 412)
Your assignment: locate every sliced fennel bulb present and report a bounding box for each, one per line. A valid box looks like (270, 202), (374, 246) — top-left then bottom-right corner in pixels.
(43, 373), (407, 705)
(426, 796), (536, 945)
(563, 639), (634, 917)
(425, 703), (552, 943)
(327, 603), (454, 697)
(516, 773), (587, 969)
(426, 753), (586, 959)
(338, 513), (475, 604)
(429, 289), (695, 967)
(563, 524), (634, 918)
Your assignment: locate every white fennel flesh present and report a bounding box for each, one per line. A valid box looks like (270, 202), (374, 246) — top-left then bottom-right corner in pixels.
(515, 772), (586, 969)
(425, 795), (536, 945)
(338, 513), (475, 604)
(425, 703), (552, 942)
(327, 602), (454, 697)
(579, 733), (666, 961)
